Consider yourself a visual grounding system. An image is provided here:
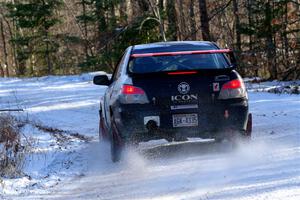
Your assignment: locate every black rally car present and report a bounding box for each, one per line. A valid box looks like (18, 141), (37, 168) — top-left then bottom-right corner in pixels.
(93, 41), (252, 162)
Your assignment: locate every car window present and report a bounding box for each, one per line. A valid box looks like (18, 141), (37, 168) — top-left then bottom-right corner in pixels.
(128, 53), (231, 74)
(111, 51), (127, 81)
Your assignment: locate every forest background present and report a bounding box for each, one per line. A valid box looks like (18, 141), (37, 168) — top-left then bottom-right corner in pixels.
(0, 0), (299, 80)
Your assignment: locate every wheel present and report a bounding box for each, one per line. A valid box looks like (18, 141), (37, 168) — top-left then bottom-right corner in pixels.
(110, 120), (124, 162)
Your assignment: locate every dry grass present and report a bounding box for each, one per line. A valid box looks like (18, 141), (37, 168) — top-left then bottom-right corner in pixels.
(0, 114), (26, 178)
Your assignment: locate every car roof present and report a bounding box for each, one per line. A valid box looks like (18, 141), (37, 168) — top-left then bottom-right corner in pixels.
(131, 41), (219, 54)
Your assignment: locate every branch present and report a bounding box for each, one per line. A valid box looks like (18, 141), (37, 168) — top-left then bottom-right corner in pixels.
(139, 17), (160, 33)
(289, 0), (300, 6)
(208, 0), (233, 21)
(147, 0), (159, 19)
(184, 0), (233, 40)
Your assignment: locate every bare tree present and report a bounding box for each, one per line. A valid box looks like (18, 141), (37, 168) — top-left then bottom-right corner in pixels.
(189, 0), (197, 40)
(265, 1), (277, 79)
(166, 0), (178, 40)
(145, 0), (167, 41)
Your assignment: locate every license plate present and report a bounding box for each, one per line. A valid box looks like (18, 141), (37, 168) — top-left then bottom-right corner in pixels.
(172, 114), (198, 127)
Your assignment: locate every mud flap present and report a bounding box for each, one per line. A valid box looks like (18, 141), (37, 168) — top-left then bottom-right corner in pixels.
(110, 119), (124, 162)
(246, 113), (252, 137)
(99, 117), (109, 141)
(99, 109), (109, 141)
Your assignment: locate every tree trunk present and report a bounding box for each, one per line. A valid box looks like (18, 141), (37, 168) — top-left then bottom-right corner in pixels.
(265, 1), (277, 79)
(233, 0), (241, 51)
(0, 18), (9, 77)
(110, 1), (117, 29)
(233, 0), (243, 74)
(166, 0), (177, 40)
(283, 0), (289, 67)
(0, 62), (4, 78)
(189, 0), (197, 40)
(247, 0), (253, 51)
(0, 20), (5, 77)
(81, 0), (89, 61)
(198, 0), (211, 41)
(119, 0), (127, 24)
(95, 0), (107, 52)
(130, 0), (141, 21)
(178, 0), (187, 39)
(157, 7), (167, 41)
(10, 13), (19, 76)
(45, 30), (52, 75)
(158, 0), (167, 41)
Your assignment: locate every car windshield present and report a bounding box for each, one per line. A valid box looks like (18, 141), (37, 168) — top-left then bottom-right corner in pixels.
(128, 53), (231, 74)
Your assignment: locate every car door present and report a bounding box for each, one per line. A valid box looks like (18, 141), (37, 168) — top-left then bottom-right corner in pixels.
(103, 50), (128, 127)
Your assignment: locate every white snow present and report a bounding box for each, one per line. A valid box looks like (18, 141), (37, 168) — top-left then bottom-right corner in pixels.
(0, 74), (299, 200)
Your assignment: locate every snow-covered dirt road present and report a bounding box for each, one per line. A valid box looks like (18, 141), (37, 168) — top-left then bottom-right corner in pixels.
(0, 74), (299, 200)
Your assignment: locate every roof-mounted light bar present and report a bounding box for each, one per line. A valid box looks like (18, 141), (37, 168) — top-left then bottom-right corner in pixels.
(131, 49), (232, 58)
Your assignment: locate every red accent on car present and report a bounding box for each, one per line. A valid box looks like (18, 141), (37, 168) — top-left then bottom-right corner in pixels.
(122, 85), (145, 94)
(131, 49), (232, 58)
(224, 110), (229, 119)
(222, 79), (242, 89)
(167, 71), (197, 75)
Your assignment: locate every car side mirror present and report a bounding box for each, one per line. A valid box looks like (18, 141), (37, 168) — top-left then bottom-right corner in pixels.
(93, 75), (110, 86)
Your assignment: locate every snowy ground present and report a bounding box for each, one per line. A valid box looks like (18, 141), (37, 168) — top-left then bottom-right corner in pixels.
(0, 73), (299, 200)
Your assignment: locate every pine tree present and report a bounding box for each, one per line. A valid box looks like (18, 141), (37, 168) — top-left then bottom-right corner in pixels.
(6, 0), (62, 75)
(76, 0), (94, 60)
(240, 0), (287, 79)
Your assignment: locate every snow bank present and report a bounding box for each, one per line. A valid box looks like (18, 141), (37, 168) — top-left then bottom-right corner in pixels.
(245, 79), (300, 94)
(0, 73), (299, 199)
